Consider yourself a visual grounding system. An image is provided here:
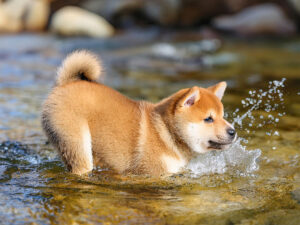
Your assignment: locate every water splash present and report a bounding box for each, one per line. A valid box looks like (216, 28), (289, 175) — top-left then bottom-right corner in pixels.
(233, 78), (286, 134)
(187, 138), (261, 177)
(186, 78), (286, 177)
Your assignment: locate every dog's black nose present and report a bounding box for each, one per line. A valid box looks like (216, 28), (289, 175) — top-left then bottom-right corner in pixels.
(227, 128), (236, 137)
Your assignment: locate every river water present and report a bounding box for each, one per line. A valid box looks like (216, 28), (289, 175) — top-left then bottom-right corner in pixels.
(0, 32), (299, 224)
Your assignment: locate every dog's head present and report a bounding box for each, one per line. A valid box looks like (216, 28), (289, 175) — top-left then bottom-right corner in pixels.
(174, 82), (236, 153)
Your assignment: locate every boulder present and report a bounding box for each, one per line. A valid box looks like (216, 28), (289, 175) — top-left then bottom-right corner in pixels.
(0, 0), (49, 32)
(213, 3), (297, 35)
(50, 6), (114, 38)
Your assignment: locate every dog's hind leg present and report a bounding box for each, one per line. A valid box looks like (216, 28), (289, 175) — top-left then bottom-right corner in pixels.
(64, 122), (93, 175)
(42, 115), (93, 175)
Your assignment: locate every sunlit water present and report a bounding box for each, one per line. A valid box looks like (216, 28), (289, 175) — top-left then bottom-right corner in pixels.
(0, 34), (299, 224)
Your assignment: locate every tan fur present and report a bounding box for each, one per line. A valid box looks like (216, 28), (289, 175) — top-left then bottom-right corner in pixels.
(56, 50), (101, 86)
(42, 50), (236, 176)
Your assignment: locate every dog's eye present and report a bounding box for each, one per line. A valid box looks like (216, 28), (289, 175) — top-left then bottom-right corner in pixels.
(204, 116), (214, 123)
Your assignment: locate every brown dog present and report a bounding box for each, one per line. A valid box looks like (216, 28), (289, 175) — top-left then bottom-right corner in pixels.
(42, 50), (236, 176)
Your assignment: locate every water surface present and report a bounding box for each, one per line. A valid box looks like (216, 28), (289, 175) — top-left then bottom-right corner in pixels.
(0, 33), (299, 224)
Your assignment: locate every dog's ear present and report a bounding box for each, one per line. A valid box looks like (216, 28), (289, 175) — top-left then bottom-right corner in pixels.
(179, 86), (200, 107)
(207, 82), (227, 100)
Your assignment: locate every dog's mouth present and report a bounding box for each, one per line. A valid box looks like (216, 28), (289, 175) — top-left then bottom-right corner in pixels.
(208, 140), (232, 150)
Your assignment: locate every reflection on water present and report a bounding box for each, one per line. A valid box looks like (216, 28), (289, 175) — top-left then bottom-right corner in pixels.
(0, 33), (299, 224)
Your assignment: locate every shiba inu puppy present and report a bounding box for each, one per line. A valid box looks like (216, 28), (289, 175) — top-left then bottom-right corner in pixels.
(42, 50), (236, 176)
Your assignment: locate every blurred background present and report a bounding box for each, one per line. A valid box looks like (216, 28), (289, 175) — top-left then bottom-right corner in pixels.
(1, 0), (300, 35)
(1, 1), (300, 224)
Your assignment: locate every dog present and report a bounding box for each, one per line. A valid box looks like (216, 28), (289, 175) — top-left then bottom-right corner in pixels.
(42, 50), (237, 176)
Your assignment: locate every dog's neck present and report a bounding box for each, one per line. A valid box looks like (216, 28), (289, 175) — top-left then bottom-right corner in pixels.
(152, 103), (194, 163)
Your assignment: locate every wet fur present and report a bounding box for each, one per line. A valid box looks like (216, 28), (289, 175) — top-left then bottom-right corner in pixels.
(42, 50), (235, 176)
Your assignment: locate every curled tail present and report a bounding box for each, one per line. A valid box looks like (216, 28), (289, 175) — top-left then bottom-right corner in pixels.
(56, 50), (102, 86)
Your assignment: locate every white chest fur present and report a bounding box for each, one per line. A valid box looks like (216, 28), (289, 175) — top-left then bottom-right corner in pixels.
(161, 154), (186, 174)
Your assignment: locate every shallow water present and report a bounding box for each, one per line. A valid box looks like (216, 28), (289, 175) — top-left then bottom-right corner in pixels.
(0, 33), (299, 224)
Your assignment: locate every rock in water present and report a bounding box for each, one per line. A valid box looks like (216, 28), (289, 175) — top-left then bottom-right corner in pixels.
(0, 0), (49, 32)
(212, 3), (296, 36)
(50, 6), (115, 38)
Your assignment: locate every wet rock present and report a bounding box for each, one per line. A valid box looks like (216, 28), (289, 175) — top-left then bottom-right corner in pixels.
(212, 3), (296, 36)
(0, 0), (49, 33)
(50, 6), (114, 38)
